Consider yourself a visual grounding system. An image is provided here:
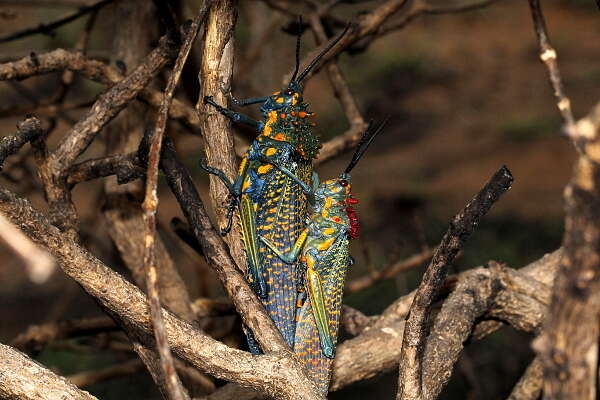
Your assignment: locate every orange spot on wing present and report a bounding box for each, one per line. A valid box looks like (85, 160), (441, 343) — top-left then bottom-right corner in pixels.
(257, 164), (273, 174)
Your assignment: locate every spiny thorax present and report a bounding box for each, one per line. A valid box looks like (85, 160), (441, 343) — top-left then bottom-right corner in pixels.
(261, 103), (321, 161)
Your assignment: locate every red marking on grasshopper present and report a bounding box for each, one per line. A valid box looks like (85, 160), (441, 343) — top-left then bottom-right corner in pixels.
(345, 197), (359, 239)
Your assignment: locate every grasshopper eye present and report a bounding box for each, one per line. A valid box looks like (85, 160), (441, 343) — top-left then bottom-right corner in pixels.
(339, 179), (349, 187)
(284, 89), (294, 96)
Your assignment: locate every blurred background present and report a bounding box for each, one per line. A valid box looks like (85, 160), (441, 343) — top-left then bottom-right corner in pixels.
(0, 0), (598, 398)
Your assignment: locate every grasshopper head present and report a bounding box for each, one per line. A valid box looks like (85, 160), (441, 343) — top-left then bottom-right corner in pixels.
(261, 84), (303, 114)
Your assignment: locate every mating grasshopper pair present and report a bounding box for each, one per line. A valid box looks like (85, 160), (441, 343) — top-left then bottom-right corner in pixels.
(201, 21), (385, 393)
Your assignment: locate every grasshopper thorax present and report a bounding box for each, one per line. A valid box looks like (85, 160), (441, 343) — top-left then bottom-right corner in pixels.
(315, 174), (360, 239)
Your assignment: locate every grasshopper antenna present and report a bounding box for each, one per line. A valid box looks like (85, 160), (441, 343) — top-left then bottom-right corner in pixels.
(344, 117), (389, 174)
(289, 16), (303, 83)
(296, 22), (351, 84)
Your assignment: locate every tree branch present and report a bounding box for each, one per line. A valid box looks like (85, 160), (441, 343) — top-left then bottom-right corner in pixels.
(506, 357), (543, 400)
(534, 104), (600, 398)
(527, 0), (576, 139)
(0, 342), (98, 400)
(0, 49), (201, 132)
(0, 116), (44, 169)
(142, 7), (209, 399)
(0, 187), (322, 400)
(398, 166), (513, 400)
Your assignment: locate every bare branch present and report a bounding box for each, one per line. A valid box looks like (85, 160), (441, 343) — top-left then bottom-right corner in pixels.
(0, 50), (201, 131)
(0, 213), (55, 284)
(0, 187), (322, 400)
(208, 249), (561, 400)
(142, 7), (209, 400)
(398, 166), (513, 400)
(527, 0), (576, 138)
(507, 357), (543, 400)
(0, 0), (114, 44)
(534, 103), (600, 399)
(0, 116), (44, 169)
(0, 342), (98, 400)
(197, 0), (246, 266)
(339, 305), (376, 337)
(346, 249), (433, 294)
(421, 263), (550, 399)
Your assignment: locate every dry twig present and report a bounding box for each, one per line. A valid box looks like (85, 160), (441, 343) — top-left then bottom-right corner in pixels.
(527, 0), (576, 139)
(142, 8), (209, 400)
(0, 0), (114, 43)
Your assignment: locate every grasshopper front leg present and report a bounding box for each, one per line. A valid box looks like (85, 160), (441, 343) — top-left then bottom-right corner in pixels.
(260, 228), (309, 265)
(199, 160), (268, 298)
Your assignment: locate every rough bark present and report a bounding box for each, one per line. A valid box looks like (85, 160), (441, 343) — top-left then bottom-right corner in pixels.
(535, 104), (600, 400)
(0, 343), (97, 400)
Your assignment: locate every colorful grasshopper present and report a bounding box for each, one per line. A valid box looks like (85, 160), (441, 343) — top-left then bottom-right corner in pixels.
(260, 120), (386, 394)
(200, 24), (350, 350)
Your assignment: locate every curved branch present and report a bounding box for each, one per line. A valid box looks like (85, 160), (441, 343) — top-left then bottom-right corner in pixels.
(398, 166), (513, 400)
(0, 187), (321, 400)
(0, 343), (97, 400)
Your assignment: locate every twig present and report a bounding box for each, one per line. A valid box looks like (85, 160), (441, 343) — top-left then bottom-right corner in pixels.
(0, 49), (201, 131)
(0, 0), (115, 43)
(282, 0), (411, 84)
(397, 166), (513, 400)
(527, 0), (577, 139)
(0, 343), (98, 400)
(420, 263), (550, 400)
(142, 8), (208, 400)
(315, 123), (370, 166)
(10, 316), (118, 354)
(67, 152), (143, 187)
(0, 100), (94, 119)
(0, 116), (44, 169)
(506, 357), (543, 400)
(39, 35), (176, 239)
(346, 249), (433, 293)
(68, 359), (145, 387)
(377, 0), (500, 37)
(309, 15), (365, 127)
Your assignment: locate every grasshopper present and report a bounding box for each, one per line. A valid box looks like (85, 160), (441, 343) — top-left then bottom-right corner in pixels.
(200, 23), (350, 350)
(260, 120), (386, 393)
